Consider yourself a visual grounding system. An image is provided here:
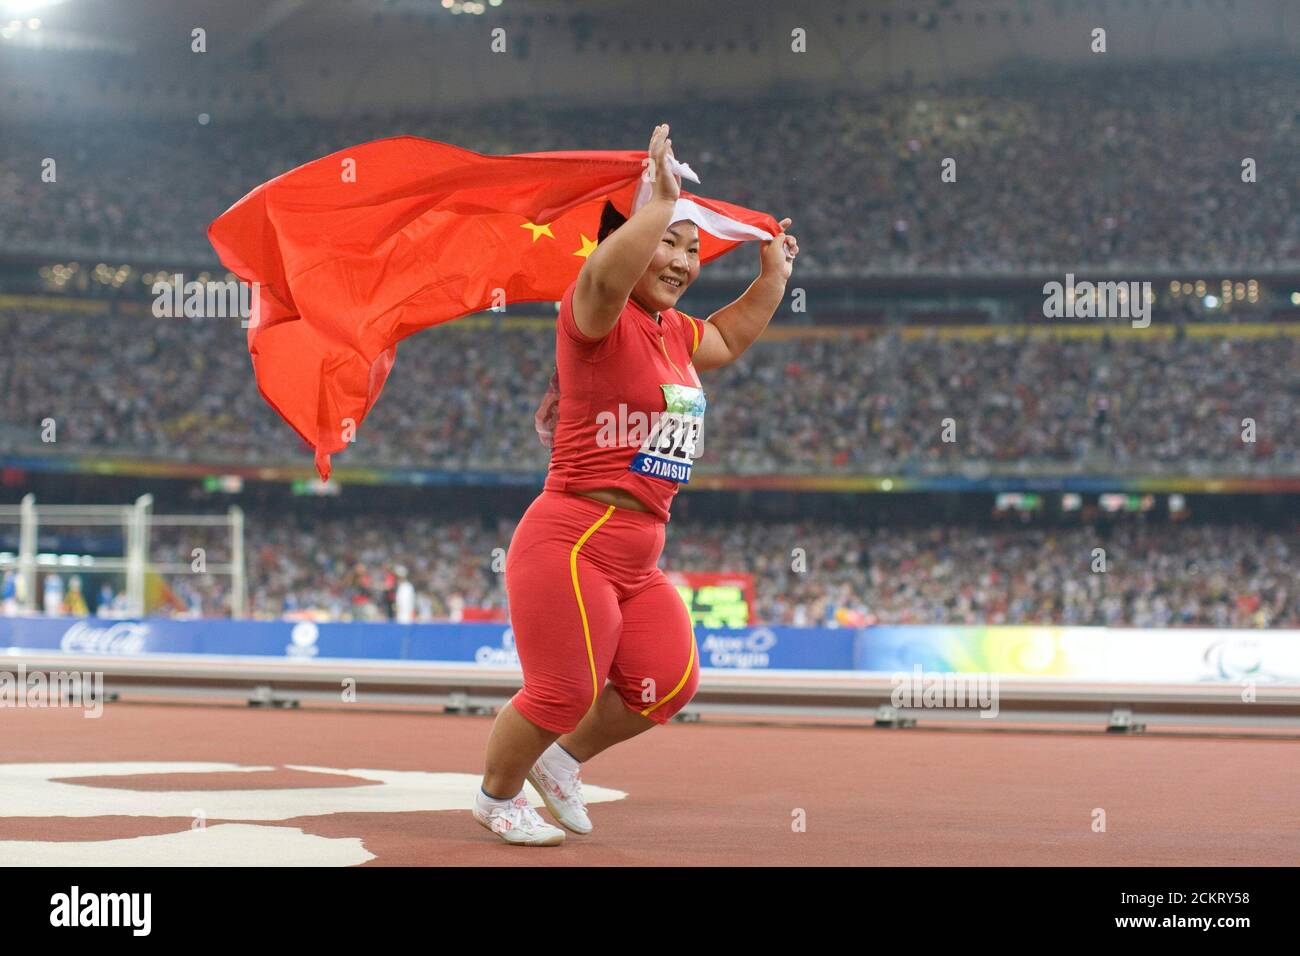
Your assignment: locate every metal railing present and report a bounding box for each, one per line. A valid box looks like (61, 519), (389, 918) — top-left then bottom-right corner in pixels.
(0, 494), (247, 617)
(8, 651), (1297, 733)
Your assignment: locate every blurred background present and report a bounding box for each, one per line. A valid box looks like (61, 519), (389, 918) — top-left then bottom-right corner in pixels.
(0, 0), (1296, 632)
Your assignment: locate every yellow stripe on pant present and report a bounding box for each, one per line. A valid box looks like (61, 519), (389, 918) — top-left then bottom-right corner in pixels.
(640, 622), (698, 719)
(569, 504), (616, 710)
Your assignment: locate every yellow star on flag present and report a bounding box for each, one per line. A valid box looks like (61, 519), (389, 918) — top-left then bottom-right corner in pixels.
(520, 221), (555, 242)
(573, 234), (598, 258)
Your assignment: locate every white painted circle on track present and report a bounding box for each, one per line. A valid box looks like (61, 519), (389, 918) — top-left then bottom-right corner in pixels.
(0, 762), (626, 819)
(0, 824), (373, 867)
(0, 762), (629, 866)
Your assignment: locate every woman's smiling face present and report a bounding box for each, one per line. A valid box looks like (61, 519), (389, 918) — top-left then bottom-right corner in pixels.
(630, 220), (700, 315)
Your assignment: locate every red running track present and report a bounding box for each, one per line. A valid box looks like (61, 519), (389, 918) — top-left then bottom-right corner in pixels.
(1, 701), (1297, 866)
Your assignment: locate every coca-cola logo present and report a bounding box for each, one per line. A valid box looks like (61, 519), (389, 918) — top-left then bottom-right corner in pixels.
(59, 621), (150, 656)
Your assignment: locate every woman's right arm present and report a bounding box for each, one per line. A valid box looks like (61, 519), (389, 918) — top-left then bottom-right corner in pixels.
(572, 123), (681, 340)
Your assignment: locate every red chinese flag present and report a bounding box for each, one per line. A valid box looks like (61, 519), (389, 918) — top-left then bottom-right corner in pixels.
(208, 136), (780, 480)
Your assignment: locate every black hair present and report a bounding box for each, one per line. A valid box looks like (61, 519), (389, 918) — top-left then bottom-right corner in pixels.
(597, 200), (628, 243)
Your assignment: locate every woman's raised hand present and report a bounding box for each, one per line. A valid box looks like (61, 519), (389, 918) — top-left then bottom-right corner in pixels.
(760, 218), (799, 281)
(644, 123), (681, 204)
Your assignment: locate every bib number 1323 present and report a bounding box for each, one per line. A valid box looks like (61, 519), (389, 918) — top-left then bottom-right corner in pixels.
(629, 383), (706, 484)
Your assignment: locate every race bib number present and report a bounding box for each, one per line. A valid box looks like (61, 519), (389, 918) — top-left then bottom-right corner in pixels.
(629, 384), (706, 484)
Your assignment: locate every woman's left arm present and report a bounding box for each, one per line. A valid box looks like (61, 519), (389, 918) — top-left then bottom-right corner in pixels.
(692, 218), (798, 372)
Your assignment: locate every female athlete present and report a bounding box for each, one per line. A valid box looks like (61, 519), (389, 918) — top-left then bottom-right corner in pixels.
(473, 123), (798, 845)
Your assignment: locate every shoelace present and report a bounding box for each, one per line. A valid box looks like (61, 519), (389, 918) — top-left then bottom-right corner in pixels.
(491, 795), (549, 834)
(570, 766), (588, 811)
(549, 761), (587, 811)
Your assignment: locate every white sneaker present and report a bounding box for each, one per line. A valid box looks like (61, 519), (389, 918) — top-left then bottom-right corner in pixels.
(473, 791), (565, 846)
(527, 745), (593, 835)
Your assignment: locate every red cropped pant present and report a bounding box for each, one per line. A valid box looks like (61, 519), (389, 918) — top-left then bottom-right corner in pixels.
(505, 489), (700, 734)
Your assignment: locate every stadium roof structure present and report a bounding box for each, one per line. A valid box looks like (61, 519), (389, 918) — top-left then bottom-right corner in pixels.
(3, 0), (1294, 120)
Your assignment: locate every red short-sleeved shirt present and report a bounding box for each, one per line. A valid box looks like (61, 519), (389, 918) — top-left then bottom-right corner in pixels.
(543, 278), (708, 522)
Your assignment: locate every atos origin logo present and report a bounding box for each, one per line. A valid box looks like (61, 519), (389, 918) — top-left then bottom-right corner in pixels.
(698, 627), (777, 668)
(475, 628), (520, 667)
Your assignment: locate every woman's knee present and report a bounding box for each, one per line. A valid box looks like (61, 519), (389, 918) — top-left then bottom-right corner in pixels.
(513, 684), (595, 735)
(620, 650), (700, 724)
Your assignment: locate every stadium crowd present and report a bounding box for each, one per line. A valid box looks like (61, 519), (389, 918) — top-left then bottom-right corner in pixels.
(1, 310), (1294, 474)
(2, 62), (1297, 274)
(3, 58), (1296, 635)
(104, 515), (1297, 629)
